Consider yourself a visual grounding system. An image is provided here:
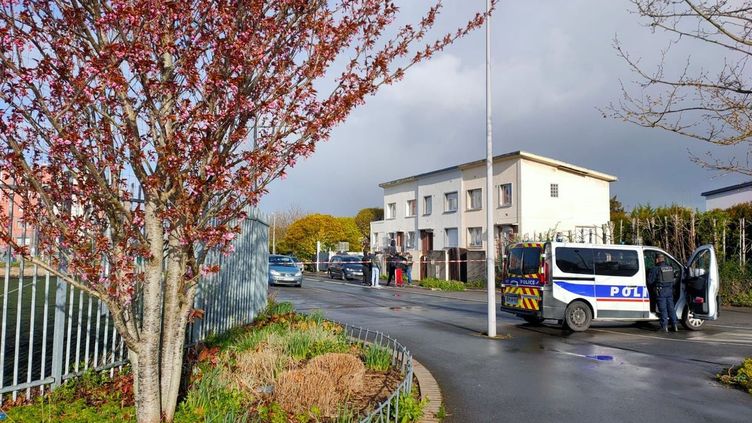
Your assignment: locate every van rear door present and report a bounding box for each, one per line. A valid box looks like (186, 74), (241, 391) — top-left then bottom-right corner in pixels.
(685, 245), (719, 320)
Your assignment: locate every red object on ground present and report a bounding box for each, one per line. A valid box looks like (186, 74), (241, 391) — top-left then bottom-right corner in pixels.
(395, 268), (404, 287)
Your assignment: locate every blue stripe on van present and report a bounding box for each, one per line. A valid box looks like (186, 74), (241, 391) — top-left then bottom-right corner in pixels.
(554, 281), (595, 297)
(555, 281), (649, 299)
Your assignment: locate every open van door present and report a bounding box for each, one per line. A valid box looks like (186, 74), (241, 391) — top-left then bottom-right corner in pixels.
(684, 245), (719, 321)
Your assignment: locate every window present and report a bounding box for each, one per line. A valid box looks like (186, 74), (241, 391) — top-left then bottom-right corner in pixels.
(423, 195), (432, 215)
(387, 232), (395, 248)
(467, 188), (482, 210)
(507, 246), (543, 275)
(555, 247), (594, 275)
(550, 183), (559, 198)
(406, 199), (416, 217)
(498, 183), (512, 207)
(386, 202), (396, 219)
(445, 228), (458, 247)
(468, 227), (483, 247)
(444, 192), (458, 213)
(406, 231), (416, 250)
(593, 249), (639, 277)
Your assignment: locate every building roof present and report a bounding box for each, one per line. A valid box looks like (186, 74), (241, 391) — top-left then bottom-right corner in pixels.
(701, 181), (752, 197)
(378, 150), (618, 188)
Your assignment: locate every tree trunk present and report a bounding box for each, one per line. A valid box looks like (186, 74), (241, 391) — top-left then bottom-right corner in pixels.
(159, 236), (195, 422)
(136, 201), (165, 423)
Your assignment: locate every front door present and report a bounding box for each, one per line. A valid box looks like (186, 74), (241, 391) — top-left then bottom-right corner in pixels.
(685, 245), (719, 320)
(420, 230), (433, 278)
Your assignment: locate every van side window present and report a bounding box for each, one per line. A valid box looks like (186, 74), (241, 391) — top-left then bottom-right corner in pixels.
(555, 247), (594, 275)
(593, 249), (638, 277)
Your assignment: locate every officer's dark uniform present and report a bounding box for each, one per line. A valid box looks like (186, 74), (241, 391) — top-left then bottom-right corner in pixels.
(363, 253), (372, 285)
(648, 259), (678, 331)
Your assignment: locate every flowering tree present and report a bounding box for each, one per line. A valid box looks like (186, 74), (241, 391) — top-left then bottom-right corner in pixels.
(612, 0), (752, 175)
(0, 0), (492, 421)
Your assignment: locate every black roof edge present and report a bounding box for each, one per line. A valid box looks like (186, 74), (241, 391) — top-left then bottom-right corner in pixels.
(701, 181), (752, 197)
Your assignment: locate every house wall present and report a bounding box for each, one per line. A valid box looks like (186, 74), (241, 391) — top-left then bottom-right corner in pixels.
(415, 169), (462, 250)
(518, 159), (610, 240)
(705, 188), (752, 210)
(460, 159), (519, 251)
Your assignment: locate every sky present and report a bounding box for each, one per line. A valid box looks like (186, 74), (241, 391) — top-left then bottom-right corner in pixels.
(260, 0), (750, 217)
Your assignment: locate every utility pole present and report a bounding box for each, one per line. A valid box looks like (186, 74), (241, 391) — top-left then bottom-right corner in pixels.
(272, 213), (276, 254)
(485, 0), (497, 338)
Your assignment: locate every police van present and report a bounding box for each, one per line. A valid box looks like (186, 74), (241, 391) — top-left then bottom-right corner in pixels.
(500, 242), (719, 332)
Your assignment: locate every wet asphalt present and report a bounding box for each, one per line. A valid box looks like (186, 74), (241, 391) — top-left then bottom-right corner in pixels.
(272, 276), (752, 423)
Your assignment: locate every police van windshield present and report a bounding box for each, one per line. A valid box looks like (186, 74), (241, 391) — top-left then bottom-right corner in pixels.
(508, 247), (541, 276)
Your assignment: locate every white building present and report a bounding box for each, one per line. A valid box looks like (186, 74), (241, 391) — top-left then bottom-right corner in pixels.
(702, 182), (752, 210)
(370, 151), (617, 278)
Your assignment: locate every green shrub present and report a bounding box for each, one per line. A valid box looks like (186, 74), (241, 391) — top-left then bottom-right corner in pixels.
(464, 280), (487, 289)
(718, 260), (752, 307)
(175, 366), (249, 422)
(6, 369), (135, 422)
(390, 388), (427, 423)
(717, 357), (752, 394)
(363, 345), (392, 372)
(266, 301), (295, 317)
(418, 278), (465, 292)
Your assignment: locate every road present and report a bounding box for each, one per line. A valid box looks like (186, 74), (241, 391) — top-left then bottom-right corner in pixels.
(273, 276), (752, 423)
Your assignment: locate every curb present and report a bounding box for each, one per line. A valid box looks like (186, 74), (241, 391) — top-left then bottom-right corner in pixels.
(413, 358), (443, 423)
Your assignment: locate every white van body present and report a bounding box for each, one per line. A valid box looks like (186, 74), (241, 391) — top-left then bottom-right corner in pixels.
(501, 242), (719, 331)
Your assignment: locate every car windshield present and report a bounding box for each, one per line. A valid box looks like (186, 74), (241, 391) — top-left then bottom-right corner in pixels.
(341, 256), (361, 263)
(269, 256), (295, 267)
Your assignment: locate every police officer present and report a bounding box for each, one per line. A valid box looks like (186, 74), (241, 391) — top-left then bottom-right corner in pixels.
(648, 253), (678, 332)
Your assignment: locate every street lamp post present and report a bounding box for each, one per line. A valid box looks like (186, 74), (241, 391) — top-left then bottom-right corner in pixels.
(485, 0), (497, 338)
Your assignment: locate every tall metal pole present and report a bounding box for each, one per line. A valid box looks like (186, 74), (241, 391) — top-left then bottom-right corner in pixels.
(485, 0), (497, 338)
(272, 213), (276, 254)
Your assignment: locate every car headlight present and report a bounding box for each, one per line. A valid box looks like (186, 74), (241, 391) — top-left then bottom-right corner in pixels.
(270, 270), (280, 276)
(295, 271), (302, 276)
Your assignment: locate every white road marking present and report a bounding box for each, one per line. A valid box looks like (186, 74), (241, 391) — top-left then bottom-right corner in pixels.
(591, 328), (752, 346)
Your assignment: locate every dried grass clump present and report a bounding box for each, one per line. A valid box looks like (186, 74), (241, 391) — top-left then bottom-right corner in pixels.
(229, 350), (290, 391)
(307, 353), (365, 395)
(275, 368), (339, 415)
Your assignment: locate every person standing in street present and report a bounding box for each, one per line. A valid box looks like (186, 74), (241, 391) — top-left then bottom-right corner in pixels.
(371, 252), (382, 288)
(404, 252), (413, 285)
(386, 253), (396, 286)
(362, 251), (372, 286)
(648, 253), (679, 332)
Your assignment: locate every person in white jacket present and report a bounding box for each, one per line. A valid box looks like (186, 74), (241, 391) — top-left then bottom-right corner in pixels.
(371, 252), (382, 287)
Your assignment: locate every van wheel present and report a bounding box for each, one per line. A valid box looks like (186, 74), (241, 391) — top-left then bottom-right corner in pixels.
(523, 316), (545, 325)
(564, 301), (592, 332)
(681, 306), (704, 331)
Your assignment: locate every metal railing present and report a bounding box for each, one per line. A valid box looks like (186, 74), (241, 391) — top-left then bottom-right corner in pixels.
(0, 195), (269, 400)
(333, 321), (414, 423)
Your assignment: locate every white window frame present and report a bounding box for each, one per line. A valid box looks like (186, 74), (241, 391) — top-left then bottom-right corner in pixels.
(550, 183), (559, 198)
(467, 188), (482, 211)
(406, 199), (417, 217)
(406, 231), (416, 250)
(423, 195), (432, 215)
(498, 183), (512, 207)
(387, 202), (397, 219)
(444, 192), (458, 213)
(468, 227), (483, 247)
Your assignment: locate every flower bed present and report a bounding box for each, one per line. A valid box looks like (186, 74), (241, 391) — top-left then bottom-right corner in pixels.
(4, 301), (424, 422)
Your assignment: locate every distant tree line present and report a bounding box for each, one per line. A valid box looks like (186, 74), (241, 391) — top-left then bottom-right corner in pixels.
(610, 196), (752, 306)
(271, 207), (383, 262)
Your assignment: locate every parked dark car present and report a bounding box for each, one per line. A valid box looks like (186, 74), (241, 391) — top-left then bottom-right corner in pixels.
(328, 255), (364, 280)
(269, 254), (303, 287)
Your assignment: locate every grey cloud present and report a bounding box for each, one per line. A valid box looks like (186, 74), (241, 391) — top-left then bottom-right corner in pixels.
(261, 0), (747, 216)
